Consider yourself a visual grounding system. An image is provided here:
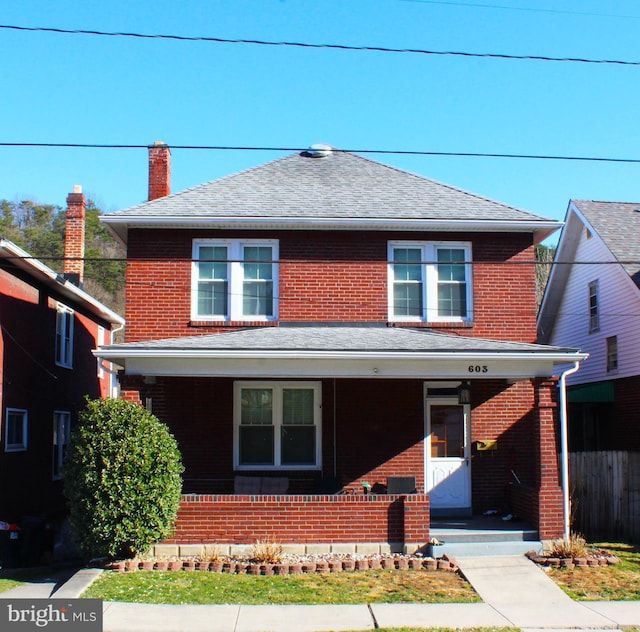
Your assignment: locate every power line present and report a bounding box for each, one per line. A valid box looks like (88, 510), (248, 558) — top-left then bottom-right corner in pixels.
(397, 0), (640, 20)
(3, 142), (640, 164)
(2, 23), (640, 67)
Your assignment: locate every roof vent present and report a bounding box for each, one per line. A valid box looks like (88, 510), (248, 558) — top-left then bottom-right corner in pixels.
(305, 143), (333, 158)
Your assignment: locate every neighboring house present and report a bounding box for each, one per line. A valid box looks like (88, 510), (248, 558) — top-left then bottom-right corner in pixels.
(538, 199), (640, 452)
(97, 143), (584, 553)
(0, 187), (124, 559)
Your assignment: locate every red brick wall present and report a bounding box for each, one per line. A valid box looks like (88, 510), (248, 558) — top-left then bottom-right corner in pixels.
(534, 378), (563, 539)
(119, 377), (427, 495)
(124, 229), (536, 342)
(470, 380), (539, 514)
(166, 493), (430, 545)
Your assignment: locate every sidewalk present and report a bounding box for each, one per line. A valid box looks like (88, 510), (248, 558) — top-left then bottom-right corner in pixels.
(1, 556), (639, 632)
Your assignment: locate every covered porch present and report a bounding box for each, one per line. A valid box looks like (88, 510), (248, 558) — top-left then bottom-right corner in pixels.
(97, 326), (586, 551)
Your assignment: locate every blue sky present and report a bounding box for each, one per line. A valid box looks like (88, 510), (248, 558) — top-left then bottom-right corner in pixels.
(2, 0), (640, 241)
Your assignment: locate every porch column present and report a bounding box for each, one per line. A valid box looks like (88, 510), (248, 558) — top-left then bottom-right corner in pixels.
(534, 377), (563, 540)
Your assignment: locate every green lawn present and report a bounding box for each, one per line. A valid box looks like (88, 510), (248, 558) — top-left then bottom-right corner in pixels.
(84, 569), (480, 605)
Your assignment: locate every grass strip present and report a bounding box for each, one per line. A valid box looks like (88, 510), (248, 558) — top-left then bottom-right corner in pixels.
(0, 578), (23, 593)
(84, 569), (480, 605)
(547, 543), (640, 601)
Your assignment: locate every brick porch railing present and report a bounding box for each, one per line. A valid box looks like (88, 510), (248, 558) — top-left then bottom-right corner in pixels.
(162, 493), (430, 553)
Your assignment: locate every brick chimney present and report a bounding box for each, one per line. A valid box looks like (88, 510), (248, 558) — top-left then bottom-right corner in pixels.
(148, 141), (171, 200)
(64, 185), (86, 285)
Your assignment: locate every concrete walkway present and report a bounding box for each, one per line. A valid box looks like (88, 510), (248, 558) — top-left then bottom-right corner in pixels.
(1, 556), (639, 632)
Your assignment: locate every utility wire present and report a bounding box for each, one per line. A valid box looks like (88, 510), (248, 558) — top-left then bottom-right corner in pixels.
(2, 142), (640, 164)
(1, 23), (639, 66)
(397, 0), (640, 20)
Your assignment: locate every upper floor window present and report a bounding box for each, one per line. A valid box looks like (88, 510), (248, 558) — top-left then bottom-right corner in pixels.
(5, 408), (27, 452)
(55, 304), (74, 368)
(234, 381), (321, 470)
(192, 240), (278, 321)
(388, 242), (472, 322)
(588, 280), (600, 333)
(52, 411), (71, 479)
(606, 335), (618, 373)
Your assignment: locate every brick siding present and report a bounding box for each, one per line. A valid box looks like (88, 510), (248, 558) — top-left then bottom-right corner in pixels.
(165, 493), (430, 546)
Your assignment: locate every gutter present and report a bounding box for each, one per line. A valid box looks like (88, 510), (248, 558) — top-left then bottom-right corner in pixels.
(558, 361), (582, 541)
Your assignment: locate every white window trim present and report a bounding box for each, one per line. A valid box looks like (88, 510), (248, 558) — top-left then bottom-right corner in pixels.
(191, 239), (279, 322)
(52, 410), (71, 480)
(233, 381), (322, 471)
(387, 241), (473, 323)
(5, 408), (28, 452)
(55, 303), (74, 368)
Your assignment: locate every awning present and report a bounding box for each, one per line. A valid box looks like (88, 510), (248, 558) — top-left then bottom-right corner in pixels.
(568, 381), (615, 403)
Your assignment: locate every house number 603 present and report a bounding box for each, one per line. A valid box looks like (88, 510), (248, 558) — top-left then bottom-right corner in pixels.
(468, 365), (488, 373)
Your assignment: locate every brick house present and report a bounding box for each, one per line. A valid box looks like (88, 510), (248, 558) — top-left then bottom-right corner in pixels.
(538, 200), (640, 452)
(0, 187), (124, 559)
(98, 143), (585, 553)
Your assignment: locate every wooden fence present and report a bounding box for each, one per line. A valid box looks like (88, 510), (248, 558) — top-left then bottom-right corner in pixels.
(570, 451), (640, 544)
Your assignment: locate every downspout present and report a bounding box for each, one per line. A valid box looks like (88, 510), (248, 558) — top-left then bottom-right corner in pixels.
(557, 361), (581, 541)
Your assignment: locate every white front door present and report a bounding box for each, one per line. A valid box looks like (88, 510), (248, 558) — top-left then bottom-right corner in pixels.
(426, 398), (471, 510)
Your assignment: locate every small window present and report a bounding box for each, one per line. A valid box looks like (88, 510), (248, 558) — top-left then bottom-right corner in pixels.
(53, 411), (71, 479)
(55, 304), (74, 367)
(234, 382), (321, 469)
(192, 240), (278, 321)
(606, 336), (618, 373)
(588, 281), (599, 333)
(5, 409), (27, 452)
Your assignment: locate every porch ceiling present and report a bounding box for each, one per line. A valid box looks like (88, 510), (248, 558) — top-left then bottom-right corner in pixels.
(96, 326), (586, 379)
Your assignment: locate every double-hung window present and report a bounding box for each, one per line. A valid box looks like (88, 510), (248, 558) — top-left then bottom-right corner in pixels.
(5, 409), (27, 452)
(606, 336), (618, 373)
(588, 280), (600, 333)
(192, 240), (278, 321)
(234, 382), (321, 469)
(388, 242), (472, 322)
(55, 303), (74, 368)
(52, 411), (71, 479)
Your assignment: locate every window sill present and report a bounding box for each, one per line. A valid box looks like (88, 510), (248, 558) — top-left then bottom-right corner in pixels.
(189, 320), (279, 328)
(388, 321), (473, 329)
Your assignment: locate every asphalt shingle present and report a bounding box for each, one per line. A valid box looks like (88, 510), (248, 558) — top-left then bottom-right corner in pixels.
(572, 200), (640, 284)
(108, 149), (549, 223)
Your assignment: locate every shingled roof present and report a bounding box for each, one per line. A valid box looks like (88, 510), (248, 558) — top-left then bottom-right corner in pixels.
(572, 200), (640, 284)
(102, 148), (558, 242)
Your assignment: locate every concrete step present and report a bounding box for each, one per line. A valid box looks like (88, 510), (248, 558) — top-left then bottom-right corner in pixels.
(430, 515), (542, 557)
(434, 539), (543, 557)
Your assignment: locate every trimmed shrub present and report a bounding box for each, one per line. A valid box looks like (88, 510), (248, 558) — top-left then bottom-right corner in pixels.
(62, 398), (184, 559)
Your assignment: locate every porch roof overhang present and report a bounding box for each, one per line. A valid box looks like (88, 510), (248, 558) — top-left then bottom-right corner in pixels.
(95, 326), (587, 380)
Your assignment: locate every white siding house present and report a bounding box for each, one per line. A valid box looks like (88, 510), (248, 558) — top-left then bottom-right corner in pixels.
(538, 200), (640, 450)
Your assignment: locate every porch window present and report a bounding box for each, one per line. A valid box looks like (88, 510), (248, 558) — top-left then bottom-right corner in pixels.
(234, 382), (321, 469)
(192, 239), (278, 321)
(388, 242), (472, 322)
(5, 408), (27, 452)
(52, 411), (71, 479)
(55, 303), (74, 368)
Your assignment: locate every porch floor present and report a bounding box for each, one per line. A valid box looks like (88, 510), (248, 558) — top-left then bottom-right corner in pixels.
(430, 515), (542, 557)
